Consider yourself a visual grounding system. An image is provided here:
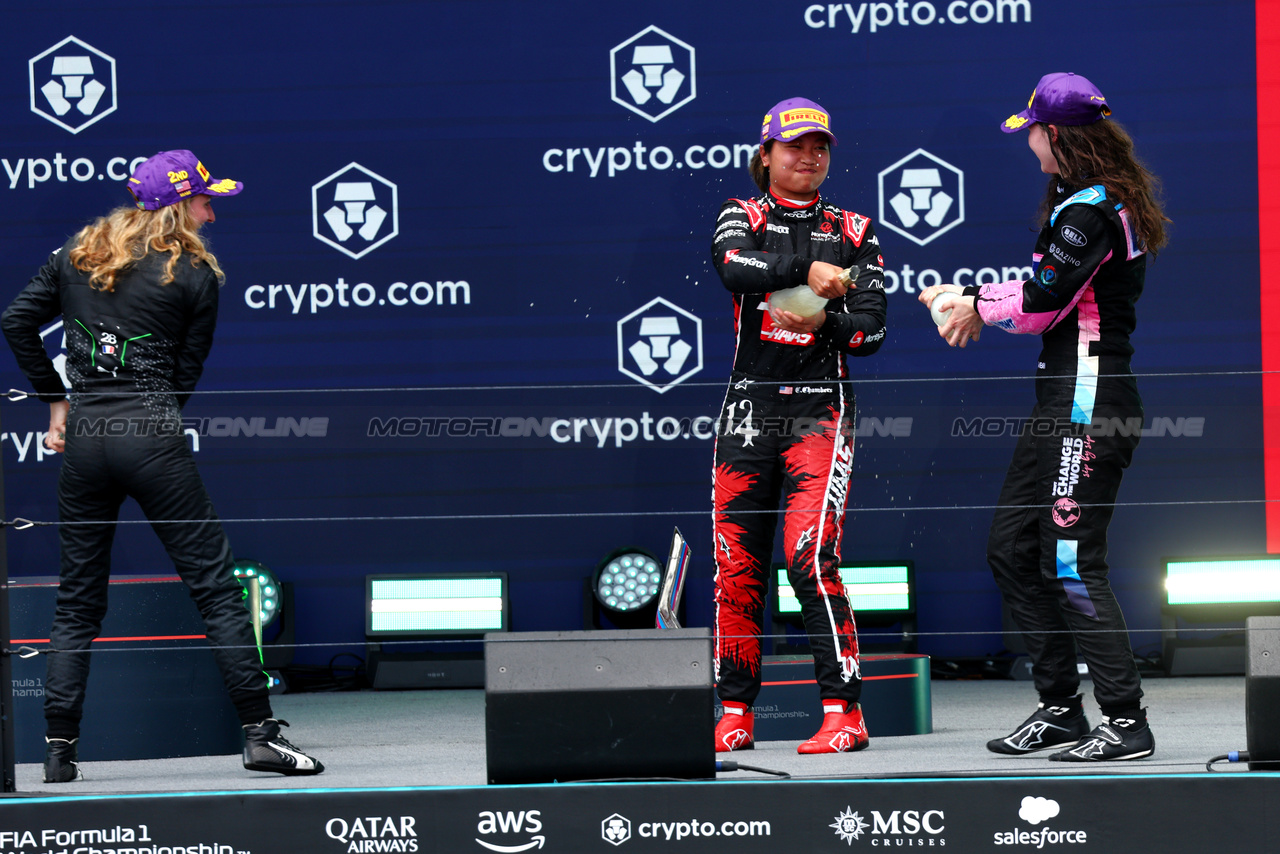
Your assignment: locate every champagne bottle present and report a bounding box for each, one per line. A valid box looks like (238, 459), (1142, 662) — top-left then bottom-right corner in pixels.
(767, 265), (858, 318)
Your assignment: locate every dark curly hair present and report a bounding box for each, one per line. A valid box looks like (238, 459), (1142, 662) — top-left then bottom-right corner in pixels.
(1039, 119), (1169, 255)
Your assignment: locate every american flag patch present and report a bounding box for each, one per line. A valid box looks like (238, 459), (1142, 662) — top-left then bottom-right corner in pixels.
(779, 386), (793, 395)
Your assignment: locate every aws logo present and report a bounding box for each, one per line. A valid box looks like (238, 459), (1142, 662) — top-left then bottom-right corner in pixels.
(476, 810), (544, 852)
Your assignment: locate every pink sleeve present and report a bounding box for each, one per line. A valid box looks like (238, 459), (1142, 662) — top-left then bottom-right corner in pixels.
(975, 277), (1095, 335)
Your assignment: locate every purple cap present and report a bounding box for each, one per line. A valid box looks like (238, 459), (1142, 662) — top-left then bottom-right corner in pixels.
(1000, 72), (1111, 133)
(761, 97), (838, 146)
(126, 150), (243, 210)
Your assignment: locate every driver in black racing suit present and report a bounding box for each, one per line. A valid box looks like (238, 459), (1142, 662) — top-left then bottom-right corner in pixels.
(3, 149), (324, 781)
(710, 97), (887, 755)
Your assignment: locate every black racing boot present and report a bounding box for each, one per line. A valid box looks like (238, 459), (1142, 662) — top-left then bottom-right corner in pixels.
(242, 718), (324, 776)
(44, 737), (83, 783)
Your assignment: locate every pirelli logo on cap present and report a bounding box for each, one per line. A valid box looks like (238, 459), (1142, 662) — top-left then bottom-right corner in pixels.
(781, 108), (829, 128)
(781, 125), (826, 139)
(205, 178), (238, 194)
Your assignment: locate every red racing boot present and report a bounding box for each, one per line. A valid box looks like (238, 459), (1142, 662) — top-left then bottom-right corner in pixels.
(715, 701), (754, 752)
(798, 701), (869, 754)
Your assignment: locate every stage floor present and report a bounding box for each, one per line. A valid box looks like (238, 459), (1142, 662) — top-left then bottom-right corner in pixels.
(11, 674), (1252, 794)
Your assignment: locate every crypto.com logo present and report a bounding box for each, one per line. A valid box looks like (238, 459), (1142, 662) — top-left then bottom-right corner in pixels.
(29, 36), (118, 134)
(617, 297), (703, 394)
(601, 814), (632, 846)
(878, 149), (964, 246)
(610, 26), (695, 122)
(311, 163), (399, 259)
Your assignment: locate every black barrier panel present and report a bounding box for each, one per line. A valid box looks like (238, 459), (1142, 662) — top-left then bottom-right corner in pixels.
(484, 629), (715, 783)
(0, 774), (1275, 853)
(9, 577), (241, 763)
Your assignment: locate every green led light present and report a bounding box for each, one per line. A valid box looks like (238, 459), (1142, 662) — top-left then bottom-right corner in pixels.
(233, 560), (282, 627)
(369, 576), (506, 633)
(776, 565), (910, 614)
(1165, 559), (1280, 606)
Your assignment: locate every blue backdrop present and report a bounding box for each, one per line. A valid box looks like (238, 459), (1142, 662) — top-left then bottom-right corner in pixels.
(0, 1), (1262, 664)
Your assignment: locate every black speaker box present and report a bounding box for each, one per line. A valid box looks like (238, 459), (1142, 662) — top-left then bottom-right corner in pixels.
(1246, 616), (1280, 771)
(484, 628), (714, 784)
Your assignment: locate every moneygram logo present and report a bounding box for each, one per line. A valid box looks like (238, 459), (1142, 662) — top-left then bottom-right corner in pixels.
(610, 26), (695, 122)
(878, 149), (964, 246)
(29, 36), (118, 134)
(602, 814), (632, 846)
(617, 297), (703, 394)
(312, 163), (399, 259)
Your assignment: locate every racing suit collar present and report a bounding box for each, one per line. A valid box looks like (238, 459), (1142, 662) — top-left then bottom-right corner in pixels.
(768, 188), (821, 211)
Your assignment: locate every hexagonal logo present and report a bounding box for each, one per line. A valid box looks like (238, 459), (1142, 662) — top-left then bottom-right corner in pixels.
(610, 26), (695, 123)
(29, 36), (118, 134)
(877, 149), (965, 246)
(617, 297), (703, 394)
(311, 163), (399, 259)
(601, 813), (632, 846)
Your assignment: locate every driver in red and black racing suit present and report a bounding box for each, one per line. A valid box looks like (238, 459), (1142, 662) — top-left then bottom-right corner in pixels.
(709, 98), (887, 755)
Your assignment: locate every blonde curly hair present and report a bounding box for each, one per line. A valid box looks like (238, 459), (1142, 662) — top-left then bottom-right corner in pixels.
(68, 198), (223, 292)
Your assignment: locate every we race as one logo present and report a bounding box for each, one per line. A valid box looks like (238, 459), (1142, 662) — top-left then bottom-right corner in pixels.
(617, 297), (703, 394)
(312, 163), (399, 259)
(610, 26), (695, 122)
(29, 35), (117, 134)
(878, 149), (964, 246)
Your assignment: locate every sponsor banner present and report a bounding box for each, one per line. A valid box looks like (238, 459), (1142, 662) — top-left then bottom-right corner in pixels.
(0, 1), (1262, 664)
(0, 774), (1274, 853)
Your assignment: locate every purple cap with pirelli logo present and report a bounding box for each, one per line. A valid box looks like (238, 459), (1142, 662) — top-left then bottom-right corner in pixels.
(126, 150), (243, 210)
(1001, 72), (1111, 133)
(761, 97), (838, 146)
